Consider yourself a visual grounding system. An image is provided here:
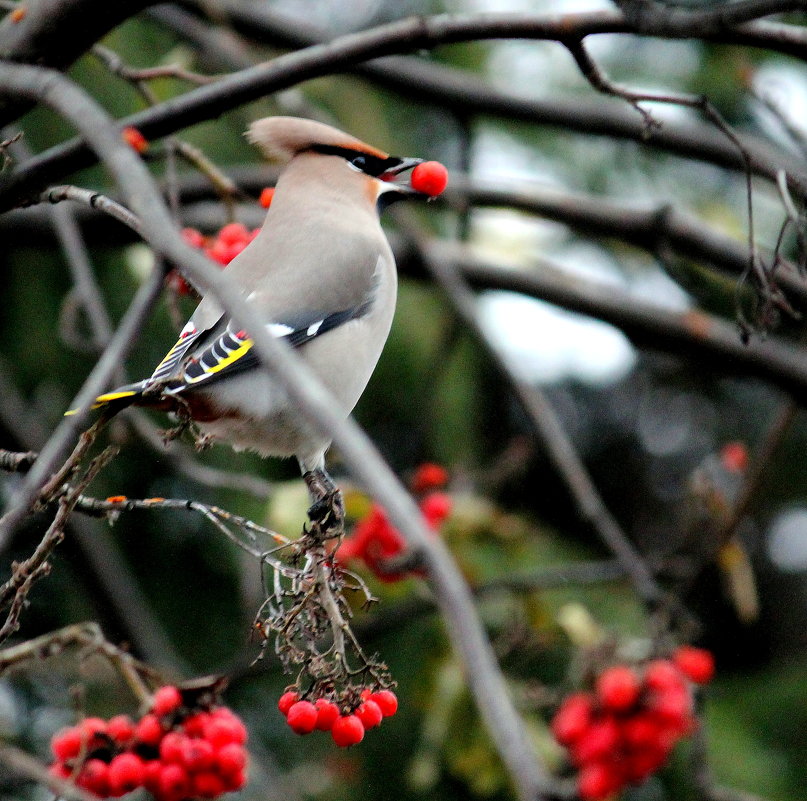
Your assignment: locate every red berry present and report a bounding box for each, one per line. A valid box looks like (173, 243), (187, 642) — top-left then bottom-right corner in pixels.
(159, 731), (188, 764)
(157, 763), (190, 801)
(596, 665), (641, 712)
(314, 699), (340, 731)
(166, 271), (192, 297)
(215, 743), (247, 776)
(80, 716), (107, 739)
(191, 770), (226, 798)
(107, 715), (135, 745)
(571, 716), (620, 765)
(134, 713), (164, 747)
(75, 717), (107, 751)
(286, 701), (318, 735)
(217, 222), (250, 246)
(643, 659), (686, 694)
(355, 700), (383, 730)
(648, 686), (693, 733)
(621, 711), (662, 749)
(331, 715), (365, 747)
(411, 462), (449, 493)
(142, 760), (163, 795)
(720, 442), (749, 473)
(108, 752), (144, 796)
(77, 758), (110, 796)
(420, 492), (452, 528)
(277, 690), (300, 717)
(623, 743), (669, 783)
(181, 737), (215, 773)
(225, 240), (247, 262)
(259, 187), (275, 208)
(203, 715), (247, 747)
(51, 726), (83, 761)
(152, 685), (183, 717)
(673, 645), (715, 685)
(49, 762), (72, 780)
(369, 690), (398, 718)
(181, 227), (205, 249)
(221, 767), (247, 792)
(205, 239), (231, 265)
(551, 692), (593, 746)
(577, 761), (621, 801)
(122, 126), (149, 154)
(410, 161), (449, 196)
(181, 711), (209, 738)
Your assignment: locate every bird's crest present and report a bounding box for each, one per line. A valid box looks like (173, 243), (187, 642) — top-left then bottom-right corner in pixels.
(247, 116), (388, 164)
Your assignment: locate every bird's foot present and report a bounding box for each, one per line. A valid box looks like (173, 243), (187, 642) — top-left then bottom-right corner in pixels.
(307, 489), (345, 533)
(303, 469), (345, 538)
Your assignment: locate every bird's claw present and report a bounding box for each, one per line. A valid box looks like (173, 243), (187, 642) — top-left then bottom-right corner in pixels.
(307, 489), (345, 537)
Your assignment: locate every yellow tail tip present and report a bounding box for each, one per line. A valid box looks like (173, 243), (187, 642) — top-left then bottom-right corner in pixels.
(63, 390), (138, 417)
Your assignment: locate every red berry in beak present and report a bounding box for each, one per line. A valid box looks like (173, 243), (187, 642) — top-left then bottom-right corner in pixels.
(410, 161), (449, 196)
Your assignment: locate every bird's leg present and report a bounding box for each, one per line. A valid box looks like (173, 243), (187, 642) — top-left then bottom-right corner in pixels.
(303, 468), (345, 536)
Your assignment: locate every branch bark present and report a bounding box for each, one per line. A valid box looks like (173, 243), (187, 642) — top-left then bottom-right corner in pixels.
(0, 0), (160, 124)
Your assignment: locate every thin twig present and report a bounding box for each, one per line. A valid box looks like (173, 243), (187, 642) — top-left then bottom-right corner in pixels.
(92, 44), (219, 86)
(0, 446), (117, 641)
(127, 411), (275, 499)
(561, 37), (780, 335)
(0, 743), (98, 801)
(0, 621), (156, 701)
(40, 185), (143, 234)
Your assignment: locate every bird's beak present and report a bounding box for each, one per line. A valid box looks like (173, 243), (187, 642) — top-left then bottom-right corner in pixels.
(379, 157), (425, 196)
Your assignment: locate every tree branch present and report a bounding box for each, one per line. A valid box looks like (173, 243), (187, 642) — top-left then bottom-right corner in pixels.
(430, 241), (807, 403)
(5, 7), (807, 210)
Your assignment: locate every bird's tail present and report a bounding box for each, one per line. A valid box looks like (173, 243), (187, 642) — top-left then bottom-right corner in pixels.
(64, 380), (151, 417)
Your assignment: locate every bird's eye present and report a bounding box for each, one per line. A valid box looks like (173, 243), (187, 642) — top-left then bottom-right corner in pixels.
(351, 155), (367, 170)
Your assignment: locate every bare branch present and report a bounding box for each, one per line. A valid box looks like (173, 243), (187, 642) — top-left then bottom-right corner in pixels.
(0, 449), (36, 473)
(5, 8), (807, 210)
(396, 210), (665, 608)
(432, 241), (807, 402)
(0, 0), (160, 125)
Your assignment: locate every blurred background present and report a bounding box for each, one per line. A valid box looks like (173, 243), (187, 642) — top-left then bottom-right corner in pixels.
(2, 0), (807, 799)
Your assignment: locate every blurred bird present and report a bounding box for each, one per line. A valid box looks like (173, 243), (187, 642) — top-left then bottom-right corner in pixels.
(71, 117), (431, 527)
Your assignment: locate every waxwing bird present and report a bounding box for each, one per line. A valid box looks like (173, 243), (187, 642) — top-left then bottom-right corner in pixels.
(71, 116), (431, 528)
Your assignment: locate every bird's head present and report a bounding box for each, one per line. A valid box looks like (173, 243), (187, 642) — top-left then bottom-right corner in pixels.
(247, 116), (430, 210)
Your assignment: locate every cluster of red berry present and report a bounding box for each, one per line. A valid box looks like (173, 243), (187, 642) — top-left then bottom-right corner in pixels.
(49, 686), (248, 800)
(278, 688), (398, 747)
(335, 463), (451, 582)
(169, 187), (275, 296)
(552, 646), (715, 800)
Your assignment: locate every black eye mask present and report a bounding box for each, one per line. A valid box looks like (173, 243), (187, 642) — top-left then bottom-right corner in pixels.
(310, 144), (403, 177)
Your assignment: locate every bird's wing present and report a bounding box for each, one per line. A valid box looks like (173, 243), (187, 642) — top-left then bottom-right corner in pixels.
(148, 320), (209, 382)
(167, 296), (376, 393)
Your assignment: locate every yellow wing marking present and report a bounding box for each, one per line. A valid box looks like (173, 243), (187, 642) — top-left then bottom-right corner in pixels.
(184, 339), (254, 384)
